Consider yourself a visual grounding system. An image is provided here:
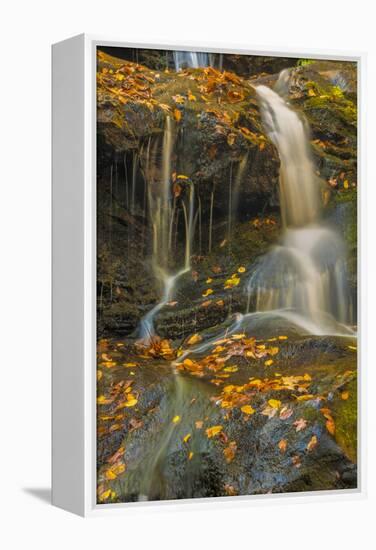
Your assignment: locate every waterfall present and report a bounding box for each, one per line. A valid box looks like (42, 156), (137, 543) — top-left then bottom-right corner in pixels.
(246, 84), (353, 335)
(173, 51), (210, 71)
(139, 117), (195, 340)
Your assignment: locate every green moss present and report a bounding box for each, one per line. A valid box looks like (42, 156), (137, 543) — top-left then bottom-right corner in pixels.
(332, 377), (357, 462)
(297, 59), (315, 67)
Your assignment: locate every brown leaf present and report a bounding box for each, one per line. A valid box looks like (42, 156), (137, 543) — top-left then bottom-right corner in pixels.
(223, 441), (237, 463)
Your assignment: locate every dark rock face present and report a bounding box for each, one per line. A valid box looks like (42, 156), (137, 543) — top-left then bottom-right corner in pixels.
(96, 51), (283, 337)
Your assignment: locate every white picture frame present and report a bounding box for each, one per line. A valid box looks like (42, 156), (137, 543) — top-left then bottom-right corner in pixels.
(52, 34), (366, 517)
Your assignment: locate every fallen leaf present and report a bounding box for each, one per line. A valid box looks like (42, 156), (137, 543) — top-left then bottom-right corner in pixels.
(187, 333), (202, 346)
(241, 404), (255, 415)
(326, 418), (336, 435)
(307, 435), (318, 452)
(279, 406), (293, 420)
(223, 365), (238, 373)
(292, 455), (301, 468)
(278, 335), (288, 340)
(172, 415), (181, 424)
(224, 484), (237, 496)
(174, 108), (182, 122)
(264, 359), (274, 367)
(206, 425), (223, 438)
(183, 433), (191, 443)
(268, 399), (281, 409)
(97, 395), (113, 405)
(341, 391), (350, 400)
(278, 439), (288, 453)
(293, 418), (308, 432)
(238, 266), (246, 273)
(227, 133), (236, 146)
(223, 441), (237, 463)
(188, 451), (194, 460)
(261, 405), (277, 418)
(202, 288), (213, 297)
(195, 420), (203, 429)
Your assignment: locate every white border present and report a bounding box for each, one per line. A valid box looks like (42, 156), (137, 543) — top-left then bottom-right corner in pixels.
(81, 35), (366, 516)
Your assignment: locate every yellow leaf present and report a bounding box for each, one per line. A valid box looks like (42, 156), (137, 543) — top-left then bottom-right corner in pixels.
(326, 418), (336, 435)
(177, 174), (189, 180)
(174, 108), (182, 122)
(202, 288), (213, 297)
(308, 88), (316, 97)
(278, 335), (288, 340)
(206, 277), (213, 283)
(195, 420), (203, 429)
(183, 433), (191, 443)
(97, 370), (103, 381)
(105, 470), (116, 480)
(296, 394), (314, 401)
(307, 435), (318, 452)
(124, 362), (138, 367)
(187, 333), (202, 346)
(341, 391), (350, 400)
(205, 425), (223, 438)
(238, 266), (246, 273)
(269, 347), (279, 356)
(268, 399), (281, 409)
(278, 439), (287, 453)
(188, 451), (194, 460)
(348, 345), (357, 351)
(232, 333), (245, 340)
(344, 180), (349, 189)
(188, 90), (197, 101)
(172, 415), (181, 424)
(241, 405), (255, 415)
(113, 463), (125, 475)
(98, 489), (112, 501)
(97, 395), (112, 405)
(124, 394), (138, 407)
(224, 277), (240, 289)
(227, 133), (236, 146)
(223, 365), (238, 373)
(264, 359), (274, 367)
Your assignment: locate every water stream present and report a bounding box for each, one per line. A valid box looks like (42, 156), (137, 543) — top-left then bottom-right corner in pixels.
(173, 51), (210, 71)
(245, 84), (354, 335)
(139, 117), (195, 340)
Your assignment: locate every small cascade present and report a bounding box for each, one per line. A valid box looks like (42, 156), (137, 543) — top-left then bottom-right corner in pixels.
(246, 84), (353, 334)
(228, 154), (248, 243)
(139, 117), (195, 340)
(173, 50), (210, 71)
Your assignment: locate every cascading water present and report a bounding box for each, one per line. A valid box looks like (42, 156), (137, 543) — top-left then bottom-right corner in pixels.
(246, 84), (354, 335)
(173, 50), (210, 71)
(139, 116), (195, 340)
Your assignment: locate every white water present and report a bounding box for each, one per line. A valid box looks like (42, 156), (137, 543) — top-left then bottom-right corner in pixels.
(173, 51), (210, 71)
(139, 117), (195, 339)
(246, 84), (353, 335)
